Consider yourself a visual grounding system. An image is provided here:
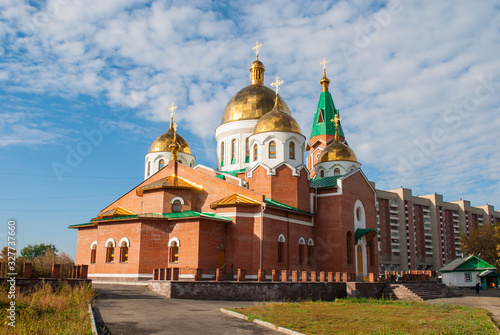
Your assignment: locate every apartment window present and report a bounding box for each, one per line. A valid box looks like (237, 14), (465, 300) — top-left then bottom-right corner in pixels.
(289, 142), (295, 160)
(245, 138), (250, 163)
(159, 159), (165, 170)
(278, 234), (285, 263)
(231, 139), (236, 164)
(269, 141), (276, 158)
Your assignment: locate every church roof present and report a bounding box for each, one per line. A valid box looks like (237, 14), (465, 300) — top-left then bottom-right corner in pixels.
(97, 206), (135, 219)
(439, 255), (496, 272)
(136, 175), (203, 196)
(310, 176), (341, 189)
(264, 197), (313, 215)
(210, 193), (262, 209)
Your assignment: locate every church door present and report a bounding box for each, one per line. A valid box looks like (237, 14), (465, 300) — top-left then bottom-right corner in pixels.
(217, 250), (225, 268)
(357, 245), (363, 275)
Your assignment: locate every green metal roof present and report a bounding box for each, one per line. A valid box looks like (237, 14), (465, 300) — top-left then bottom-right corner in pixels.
(355, 228), (376, 245)
(264, 197), (313, 215)
(309, 91), (344, 139)
(310, 176), (340, 189)
(68, 222), (95, 228)
(226, 168), (246, 176)
(215, 174), (225, 179)
(439, 255), (497, 272)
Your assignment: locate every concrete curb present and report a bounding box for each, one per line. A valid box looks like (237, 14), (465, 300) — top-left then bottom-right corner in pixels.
(220, 308), (305, 335)
(88, 303), (98, 335)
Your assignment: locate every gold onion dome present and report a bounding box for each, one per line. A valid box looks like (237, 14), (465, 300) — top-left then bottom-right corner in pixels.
(253, 96), (301, 134)
(319, 139), (357, 163)
(149, 118), (191, 154)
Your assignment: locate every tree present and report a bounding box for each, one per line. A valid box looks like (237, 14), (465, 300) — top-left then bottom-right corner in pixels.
(20, 243), (58, 261)
(459, 223), (500, 268)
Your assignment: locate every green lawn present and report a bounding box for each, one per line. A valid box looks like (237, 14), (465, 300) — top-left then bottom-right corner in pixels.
(233, 298), (498, 334)
(0, 282), (95, 335)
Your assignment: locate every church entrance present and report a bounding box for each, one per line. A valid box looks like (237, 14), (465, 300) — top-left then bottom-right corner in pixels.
(217, 250), (225, 268)
(357, 245), (363, 275)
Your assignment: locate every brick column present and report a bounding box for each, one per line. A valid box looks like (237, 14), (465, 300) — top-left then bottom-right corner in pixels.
(172, 268), (179, 281)
(80, 265), (88, 279)
(237, 269), (245, 281)
(319, 271), (326, 282)
(342, 272), (348, 282)
(271, 270), (279, 282)
(257, 269), (265, 282)
(311, 271), (317, 282)
(216, 268), (224, 281)
(327, 272), (333, 282)
(369, 273), (375, 282)
(23, 263), (32, 278)
(335, 272), (340, 282)
(291, 271), (298, 282)
(281, 270), (288, 282)
(51, 264), (61, 278)
(302, 271), (308, 282)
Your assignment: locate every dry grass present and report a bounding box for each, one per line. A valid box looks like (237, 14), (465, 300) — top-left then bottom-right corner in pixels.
(234, 298), (498, 334)
(0, 282), (96, 335)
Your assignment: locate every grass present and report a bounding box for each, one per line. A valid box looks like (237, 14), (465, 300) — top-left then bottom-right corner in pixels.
(233, 298), (498, 334)
(0, 282), (96, 335)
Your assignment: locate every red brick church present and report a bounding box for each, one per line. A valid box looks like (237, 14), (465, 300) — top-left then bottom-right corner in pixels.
(71, 48), (378, 281)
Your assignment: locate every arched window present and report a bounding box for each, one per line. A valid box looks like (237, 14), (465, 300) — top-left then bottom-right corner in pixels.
(334, 168), (341, 176)
(105, 239), (115, 263)
(147, 162), (151, 176)
(172, 199), (182, 212)
(119, 238), (129, 263)
(347, 232), (353, 264)
(289, 142), (295, 160)
(253, 144), (258, 161)
(320, 170), (325, 178)
(220, 142), (225, 166)
(307, 239), (314, 265)
(159, 159), (165, 170)
(231, 139), (236, 164)
(277, 234), (285, 263)
(298, 237), (306, 265)
(90, 241), (97, 264)
(269, 141), (276, 159)
(245, 138), (250, 163)
(168, 238), (180, 263)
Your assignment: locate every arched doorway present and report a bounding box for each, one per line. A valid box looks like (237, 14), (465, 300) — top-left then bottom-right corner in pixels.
(357, 245), (363, 275)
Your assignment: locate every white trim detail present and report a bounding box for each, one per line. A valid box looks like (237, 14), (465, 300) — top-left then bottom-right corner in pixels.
(307, 238), (314, 246)
(105, 238), (116, 248)
(278, 234), (286, 242)
(179, 274), (195, 279)
(168, 237), (180, 247)
(118, 237), (130, 247)
(88, 273), (153, 278)
(90, 241), (97, 250)
(316, 192), (340, 197)
(264, 213), (314, 226)
(217, 212), (260, 218)
(202, 274), (215, 279)
(298, 237), (306, 245)
(245, 275), (258, 280)
(171, 197), (185, 205)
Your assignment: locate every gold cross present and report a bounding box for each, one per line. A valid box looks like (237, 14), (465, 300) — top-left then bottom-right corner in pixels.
(271, 76), (284, 95)
(331, 114), (342, 126)
(173, 123), (178, 133)
(168, 102), (178, 118)
(253, 41), (262, 58)
(321, 58), (329, 71)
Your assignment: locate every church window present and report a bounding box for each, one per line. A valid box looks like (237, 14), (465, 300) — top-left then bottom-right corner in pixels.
(147, 162), (151, 176)
(347, 232), (353, 264)
(105, 239), (115, 263)
(289, 142), (295, 160)
(253, 144), (258, 161)
(159, 159), (165, 170)
(278, 234), (285, 263)
(119, 239), (129, 263)
(334, 168), (341, 176)
(269, 141), (276, 159)
(320, 170), (325, 178)
(245, 138), (250, 163)
(317, 109), (324, 123)
(231, 139), (236, 164)
(307, 239), (314, 265)
(90, 242), (97, 264)
(169, 239), (179, 263)
(298, 237), (306, 265)
(220, 142), (225, 166)
(172, 199), (182, 212)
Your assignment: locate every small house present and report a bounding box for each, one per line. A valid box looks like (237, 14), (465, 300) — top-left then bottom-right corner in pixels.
(439, 255), (500, 289)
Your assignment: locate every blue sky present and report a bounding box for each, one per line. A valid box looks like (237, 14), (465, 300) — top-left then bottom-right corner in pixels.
(1, 0), (499, 259)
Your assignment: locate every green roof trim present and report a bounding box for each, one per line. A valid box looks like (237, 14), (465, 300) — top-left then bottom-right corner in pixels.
(309, 91), (344, 139)
(226, 168), (246, 176)
(68, 222), (95, 228)
(215, 174), (225, 179)
(355, 228), (377, 245)
(85, 210), (232, 224)
(310, 176), (340, 189)
(264, 197), (313, 215)
(439, 255), (497, 272)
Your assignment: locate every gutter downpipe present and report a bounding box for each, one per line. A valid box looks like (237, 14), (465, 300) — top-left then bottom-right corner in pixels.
(260, 203), (266, 270)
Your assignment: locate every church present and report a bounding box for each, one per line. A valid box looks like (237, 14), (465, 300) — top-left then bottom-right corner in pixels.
(71, 44), (379, 282)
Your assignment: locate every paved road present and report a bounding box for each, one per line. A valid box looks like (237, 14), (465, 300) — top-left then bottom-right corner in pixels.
(92, 284), (276, 335)
(426, 289), (500, 324)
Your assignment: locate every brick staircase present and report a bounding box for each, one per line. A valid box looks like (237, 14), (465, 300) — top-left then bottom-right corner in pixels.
(381, 282), (461, 301)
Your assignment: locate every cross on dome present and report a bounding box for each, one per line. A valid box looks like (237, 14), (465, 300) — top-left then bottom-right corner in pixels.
(173, 123), (178, 133)
(331, 114), (342, 126)
(320, 58), (329, 71)
(271, 76), (284, 95)
(169, 102), (178, 118)
(253, 41), (262, 59)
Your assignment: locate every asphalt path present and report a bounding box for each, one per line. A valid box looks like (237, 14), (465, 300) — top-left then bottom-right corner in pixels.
(92, 284), (276, 335)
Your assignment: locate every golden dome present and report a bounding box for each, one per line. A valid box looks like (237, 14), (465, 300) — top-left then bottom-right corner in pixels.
(221, 85), (290, 124)
(253, 98), (301, 134)
(319, 139), (357, 163)
(148, 120), (191, 154)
